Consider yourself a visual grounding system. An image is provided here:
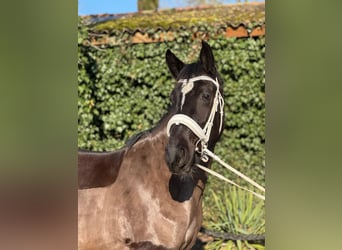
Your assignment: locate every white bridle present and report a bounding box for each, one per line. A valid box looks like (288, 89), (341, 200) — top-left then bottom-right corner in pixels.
(166, 75), (224, 162)
(166, 75), (266, 200)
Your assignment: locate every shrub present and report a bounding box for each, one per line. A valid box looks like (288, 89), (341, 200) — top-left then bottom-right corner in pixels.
(203, 185), (265, 249)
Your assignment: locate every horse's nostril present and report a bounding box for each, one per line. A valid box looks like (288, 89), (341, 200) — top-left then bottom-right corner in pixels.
(165, 144), (188, 170)
(179, 147), (185, 158)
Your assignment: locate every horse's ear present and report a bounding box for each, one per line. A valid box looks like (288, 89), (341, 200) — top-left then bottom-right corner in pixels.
(166, 49), (185, 79)
(199, 40), (216, 74)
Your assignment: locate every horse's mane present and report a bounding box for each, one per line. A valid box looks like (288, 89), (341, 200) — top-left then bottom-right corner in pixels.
(124, 129), (151, 148)
(124, 99), (178, 149)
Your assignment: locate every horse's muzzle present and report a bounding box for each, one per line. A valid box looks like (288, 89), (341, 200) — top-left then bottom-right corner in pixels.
(165, 138), (194, 175)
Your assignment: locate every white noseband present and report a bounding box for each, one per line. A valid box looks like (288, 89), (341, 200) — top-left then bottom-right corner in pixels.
(166, 75), (224, 162)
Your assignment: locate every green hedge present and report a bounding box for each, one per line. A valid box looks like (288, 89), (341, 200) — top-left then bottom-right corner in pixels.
(78, 20), (265, 187)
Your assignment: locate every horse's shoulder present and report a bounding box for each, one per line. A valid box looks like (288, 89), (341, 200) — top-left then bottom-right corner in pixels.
(78, 148), (126, 189)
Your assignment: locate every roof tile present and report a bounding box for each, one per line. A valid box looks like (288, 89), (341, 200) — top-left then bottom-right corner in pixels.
(81, 2), (265, 46)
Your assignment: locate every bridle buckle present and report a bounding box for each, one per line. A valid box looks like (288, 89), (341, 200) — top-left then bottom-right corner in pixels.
(195, 139), (209, 162)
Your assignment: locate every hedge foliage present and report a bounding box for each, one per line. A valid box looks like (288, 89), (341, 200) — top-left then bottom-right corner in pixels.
(78, 19), (265, 187)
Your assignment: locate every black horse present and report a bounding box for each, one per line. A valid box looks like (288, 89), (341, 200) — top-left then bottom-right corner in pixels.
(78, 41), (225, 250)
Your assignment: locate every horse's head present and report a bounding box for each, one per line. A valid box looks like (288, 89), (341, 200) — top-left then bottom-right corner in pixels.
(165, 41), (224, 177)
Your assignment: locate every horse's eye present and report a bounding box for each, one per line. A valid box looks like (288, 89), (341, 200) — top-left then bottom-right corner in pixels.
(201, 92), (211, 101)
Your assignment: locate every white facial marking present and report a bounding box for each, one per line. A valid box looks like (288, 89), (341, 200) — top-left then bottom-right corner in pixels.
(180, 80), (194, 110)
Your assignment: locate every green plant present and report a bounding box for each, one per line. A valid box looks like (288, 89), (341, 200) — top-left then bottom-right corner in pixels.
(203, 185), (265, 249)
(205, 240), (265, 250)
(138, 0), (159, 11)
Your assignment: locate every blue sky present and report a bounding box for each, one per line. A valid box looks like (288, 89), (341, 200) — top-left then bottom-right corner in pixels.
(78, 0), (263, 15)
(79, 0), (137, 15)
(78, 0), (185, 15)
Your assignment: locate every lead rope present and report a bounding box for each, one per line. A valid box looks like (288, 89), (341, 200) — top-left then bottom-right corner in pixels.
(195, 144), (265, 200)
(204, 148), (265, 193)
(196, 164), (265, 201)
